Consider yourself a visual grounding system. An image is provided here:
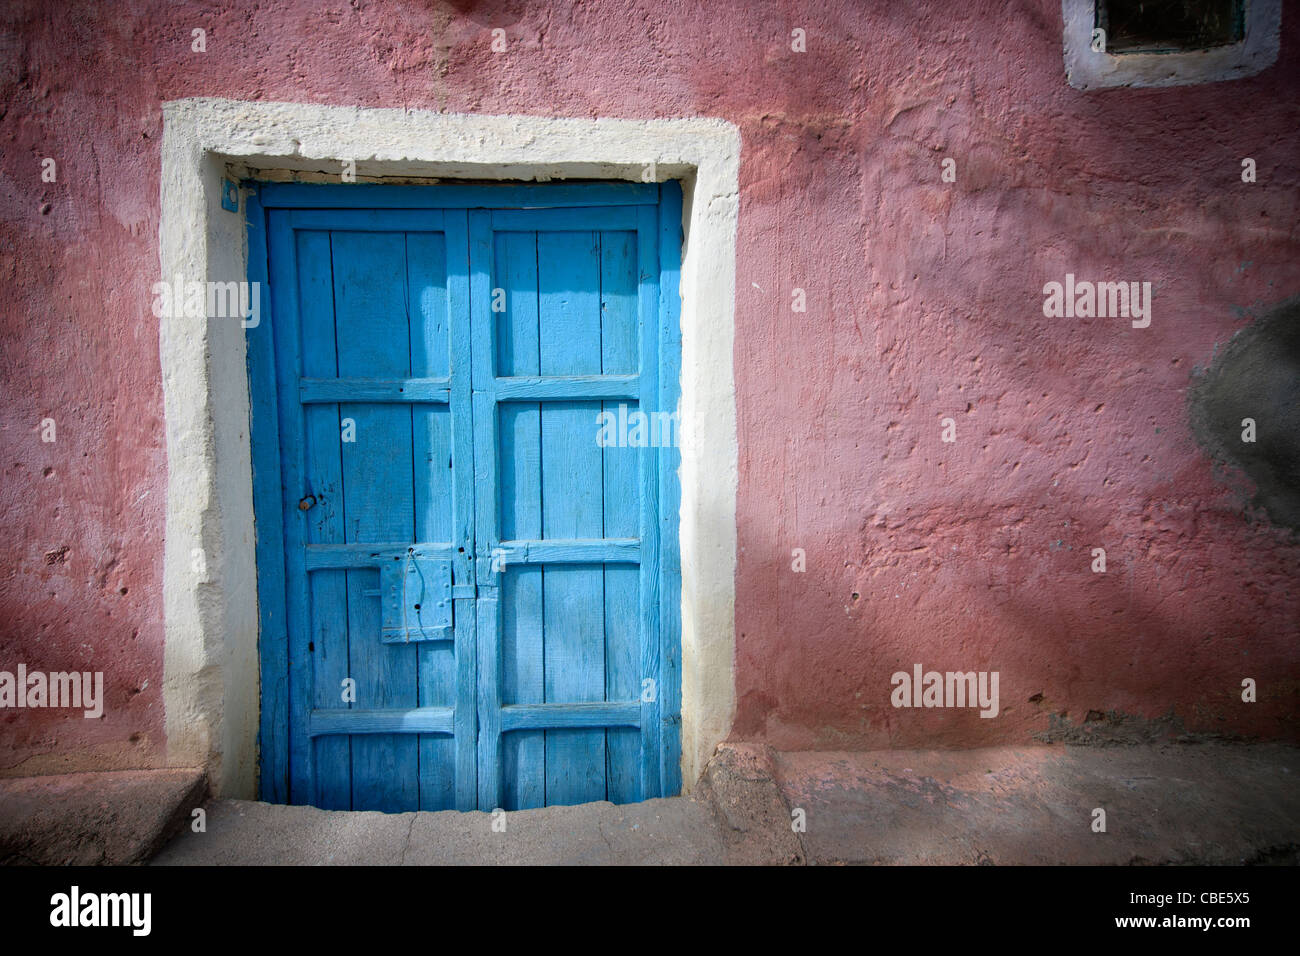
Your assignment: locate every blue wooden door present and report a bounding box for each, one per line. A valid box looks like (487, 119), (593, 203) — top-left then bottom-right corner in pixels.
(247, 184), (682, 812)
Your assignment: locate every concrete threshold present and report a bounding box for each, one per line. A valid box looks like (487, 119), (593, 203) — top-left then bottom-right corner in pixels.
(7, 744), (1297, 865)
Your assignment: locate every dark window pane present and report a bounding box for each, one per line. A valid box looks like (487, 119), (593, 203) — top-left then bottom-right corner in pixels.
(1098, 0), (1244, 53)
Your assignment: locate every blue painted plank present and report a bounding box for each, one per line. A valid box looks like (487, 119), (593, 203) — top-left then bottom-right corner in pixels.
(299, 378), (450, 404)
(474, 589), (501, 810)
(538, 229), (607, 806)
(499, 564), (544, 809)
(491, 206), (639, 232)
(303, 542), (456, 569)
(246, 190), (289, 804)
(635, 207), (664, 800)
(287, 208), (447, 232)
(469, 210), (504, 811)
(332, 230), (419, 813)
(500, 702), (640, 731)
(600, 228), (642, 803)
(266, 212), (318, 807)
(493, 375), (638, 401)
(407, 230), (457, 812)
(309, 707), (454, 736)
(259, 182), (658, 210)
(443, 209), (479, 812)
(495, 539), (639, 564)
(495, 229), (545, 810)
(296, 228), (353, 811)
(493, 231), (540, 380)
(657, 181), (684, 796)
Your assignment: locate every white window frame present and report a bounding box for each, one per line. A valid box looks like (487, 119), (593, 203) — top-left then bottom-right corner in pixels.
(1062, 0), (1281, 90)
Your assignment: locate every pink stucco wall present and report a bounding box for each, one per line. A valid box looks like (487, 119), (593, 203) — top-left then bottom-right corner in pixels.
(1, 0), (1296, 776)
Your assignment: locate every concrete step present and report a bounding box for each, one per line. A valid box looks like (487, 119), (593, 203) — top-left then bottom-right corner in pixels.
(0, 769), (206, 865)
(770, 743), (1300, 865)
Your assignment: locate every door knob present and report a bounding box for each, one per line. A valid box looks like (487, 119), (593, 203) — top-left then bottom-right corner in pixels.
(298, 494), (317, 511)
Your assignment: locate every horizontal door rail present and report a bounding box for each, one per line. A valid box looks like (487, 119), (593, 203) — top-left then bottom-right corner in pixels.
(308, 707), (454, 737)
(500, 702), (641, 731)
(305, 542), (457, 571)
(257, 182), (659, 209)
(300, 377), (451, 404)
(495, 538), (640, 566)
(307, 702), (641, 737)
(490, 374), (639, 401)
(284, 208), (447, 232)
(490, 206), (639, 231)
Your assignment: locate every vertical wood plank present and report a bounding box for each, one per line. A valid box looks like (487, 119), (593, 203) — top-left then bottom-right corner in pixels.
(474, 586), (501, 811)
(635, 207), (663, 800)
(657, 183), (684, 796)
(538, 229), (607, 806)
(247, 191), (290, 804)
(469, 210), (503, 810)
(600, 229), (642, 803)
(267, 211), (317, 806)
(496, 231), (545, 810)
(444, 209), (478, 812)
(407, 229), (456, 811)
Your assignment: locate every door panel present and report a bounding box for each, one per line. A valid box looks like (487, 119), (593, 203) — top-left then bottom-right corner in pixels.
(474, 214), (658, 809)
(269, 211), (473, 814)
(249, 184), (681, 811)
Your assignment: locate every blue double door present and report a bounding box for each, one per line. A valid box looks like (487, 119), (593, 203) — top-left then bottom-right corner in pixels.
(247, 183), (682, 812)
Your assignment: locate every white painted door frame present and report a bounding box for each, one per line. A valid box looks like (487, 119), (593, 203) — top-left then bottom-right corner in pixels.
(157, 98), (739, 797)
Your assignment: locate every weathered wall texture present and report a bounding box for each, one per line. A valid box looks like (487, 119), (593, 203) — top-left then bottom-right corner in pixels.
(1, 0), (1296, 777)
